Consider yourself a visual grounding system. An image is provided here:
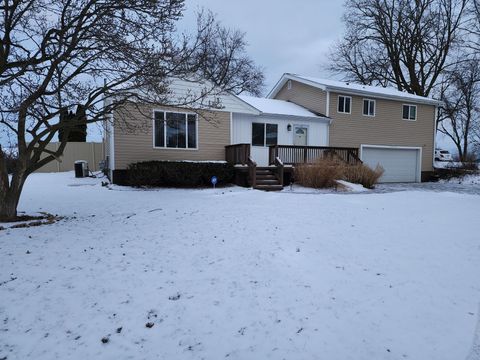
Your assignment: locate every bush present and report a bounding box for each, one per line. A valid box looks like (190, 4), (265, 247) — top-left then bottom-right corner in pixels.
(295, 158), (344, 188)
(343, 163), (384, 189)
(127, 161), (234, 187)
(295, 158), (384, 189)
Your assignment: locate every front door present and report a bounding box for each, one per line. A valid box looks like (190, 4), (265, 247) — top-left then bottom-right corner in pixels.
(294, 126), (308, 146)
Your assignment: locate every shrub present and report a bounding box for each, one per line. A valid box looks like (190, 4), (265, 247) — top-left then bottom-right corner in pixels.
(295, 158), (345, 188)
(127, 161), (234, 187)
(342, 163), (384, 189)
(295, 158), (384, 189)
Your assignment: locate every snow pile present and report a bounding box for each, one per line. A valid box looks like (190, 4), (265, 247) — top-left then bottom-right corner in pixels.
(1, 172), (480, 360)
(442, 173), (480, 185)
(336, 179), (370, 192)
(434, 161), (480, 170)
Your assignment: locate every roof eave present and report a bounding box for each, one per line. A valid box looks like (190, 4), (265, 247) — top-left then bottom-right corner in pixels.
(268, 73), (441, 106)
(267, 73), (327, 99)
(257, 112), (333, 124)
(323, 85), (441, 106)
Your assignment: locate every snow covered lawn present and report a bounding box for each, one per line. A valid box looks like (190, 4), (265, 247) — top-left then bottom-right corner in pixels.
(1, 172), (480, 360)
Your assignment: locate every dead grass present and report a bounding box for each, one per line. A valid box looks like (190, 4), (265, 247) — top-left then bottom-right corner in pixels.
(0, 212), (61, 230)
(295, 158), (344, 189)
(343, 163), (385, 189)
(295, 158), (384, 189)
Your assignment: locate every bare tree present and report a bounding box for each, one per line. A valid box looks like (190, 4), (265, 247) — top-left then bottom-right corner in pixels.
(0, 1), (264, 221)
(329, 0), (468, 97)
(470, 0), (480, 53)
(438, 59), (480, 160)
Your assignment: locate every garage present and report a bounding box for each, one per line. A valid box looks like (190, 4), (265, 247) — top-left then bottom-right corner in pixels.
(361, 145), (421, 183)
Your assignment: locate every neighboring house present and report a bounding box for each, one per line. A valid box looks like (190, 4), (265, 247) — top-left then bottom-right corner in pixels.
(269, 74), (440, 182)
(104, 75), (441, 187)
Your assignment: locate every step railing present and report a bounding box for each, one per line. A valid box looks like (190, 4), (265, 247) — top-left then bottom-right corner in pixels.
(274, 156), (284, 187)
(247, 156), (257, 187)
(225, 143), (250, 165)
(269, 145), (362, 165)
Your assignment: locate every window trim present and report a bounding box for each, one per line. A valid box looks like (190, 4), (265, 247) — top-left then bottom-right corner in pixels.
(362, 98), (376, 117)
(152, 109), (199, 150)
(337, 95), (352, 114)
(402, 104), (417, 121)
(251, 122), (278, 147)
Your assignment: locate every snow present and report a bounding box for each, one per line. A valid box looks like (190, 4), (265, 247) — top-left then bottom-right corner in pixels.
(238, 95), (323, 118)
(434, 161), (480, 170)
(441, 173), (480, 185)
(1, 172), (480, 360)
(336, 180), (370, 192)
(282, 181), (370, 194)
(291, 74), (440, 105)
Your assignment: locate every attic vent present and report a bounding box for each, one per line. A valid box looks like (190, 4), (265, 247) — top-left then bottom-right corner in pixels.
(287, 80), (292, 90)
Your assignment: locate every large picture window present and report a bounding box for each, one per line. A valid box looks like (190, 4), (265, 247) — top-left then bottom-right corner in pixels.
(154, 111), (197, 149)
(252, 123), (278, 147)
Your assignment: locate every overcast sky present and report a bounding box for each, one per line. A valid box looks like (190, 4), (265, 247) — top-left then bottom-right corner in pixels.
(181, 0), (346, 94)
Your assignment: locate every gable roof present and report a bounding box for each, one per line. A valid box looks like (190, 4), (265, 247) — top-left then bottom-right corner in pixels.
(268, 73), (441, 106)
(238, 95), (326, 119)
(167, 78), (260, 115)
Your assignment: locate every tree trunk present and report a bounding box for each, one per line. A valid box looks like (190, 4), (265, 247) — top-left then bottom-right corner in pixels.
(0, 189), (22, 221)
(0, 164), (27, 222)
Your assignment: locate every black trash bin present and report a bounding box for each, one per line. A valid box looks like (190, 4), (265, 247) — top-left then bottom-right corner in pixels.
(74, 160), (88, 178)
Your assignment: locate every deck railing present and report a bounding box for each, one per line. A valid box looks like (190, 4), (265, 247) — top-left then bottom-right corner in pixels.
(269, 145), (362, 165)
(225, 143), (250, 165)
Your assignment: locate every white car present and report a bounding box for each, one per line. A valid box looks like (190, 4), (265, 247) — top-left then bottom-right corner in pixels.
(435, 149), (453, 161)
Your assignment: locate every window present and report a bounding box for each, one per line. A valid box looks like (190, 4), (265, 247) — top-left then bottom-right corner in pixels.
(363, 99), (375, 116)
(287, 80), (292, 90)
(338, 95), (352, 114)
(252, 123), (278, 147)
(153, 111), (197, 149)
(402, 105), (417, 121)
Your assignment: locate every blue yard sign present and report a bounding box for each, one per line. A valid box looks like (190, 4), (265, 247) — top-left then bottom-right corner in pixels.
(211, 176), (218, 188)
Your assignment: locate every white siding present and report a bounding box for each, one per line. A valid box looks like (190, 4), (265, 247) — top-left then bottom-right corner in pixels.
(232, 113), (330, 166)
(167, 79), (259, 115)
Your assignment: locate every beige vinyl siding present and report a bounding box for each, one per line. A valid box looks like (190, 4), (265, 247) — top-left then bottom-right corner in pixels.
(328, 93), (435, 172)
(32, 142), (104, 172)
(275, 80), (327, 115)
(113, 103), (230, 169)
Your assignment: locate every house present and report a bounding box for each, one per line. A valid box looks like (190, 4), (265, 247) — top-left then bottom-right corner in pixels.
(269, 74), (441, 182)
(104, 75), (440, 187)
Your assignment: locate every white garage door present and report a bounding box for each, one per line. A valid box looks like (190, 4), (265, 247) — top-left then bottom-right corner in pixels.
(362, 146), (421, 183)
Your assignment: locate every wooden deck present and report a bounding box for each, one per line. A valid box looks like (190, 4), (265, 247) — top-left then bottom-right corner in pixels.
(226, 144), (361, 190)
(268, 145), (362, 166)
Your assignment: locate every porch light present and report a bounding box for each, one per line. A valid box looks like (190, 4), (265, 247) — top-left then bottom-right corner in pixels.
(287, 124), (292, 131)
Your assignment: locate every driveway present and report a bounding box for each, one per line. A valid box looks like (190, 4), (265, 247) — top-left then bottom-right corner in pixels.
(375, 180), (480, 196)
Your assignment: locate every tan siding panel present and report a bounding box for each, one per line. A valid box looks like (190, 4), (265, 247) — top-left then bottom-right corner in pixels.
(328, 93), (435, 171)
(113, 103), (230, 169)
(275, 81), (327, 115)
(33, 142), (105, 172)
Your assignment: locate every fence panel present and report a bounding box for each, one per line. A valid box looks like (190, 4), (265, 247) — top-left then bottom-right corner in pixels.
(33, 142), (105, 173)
